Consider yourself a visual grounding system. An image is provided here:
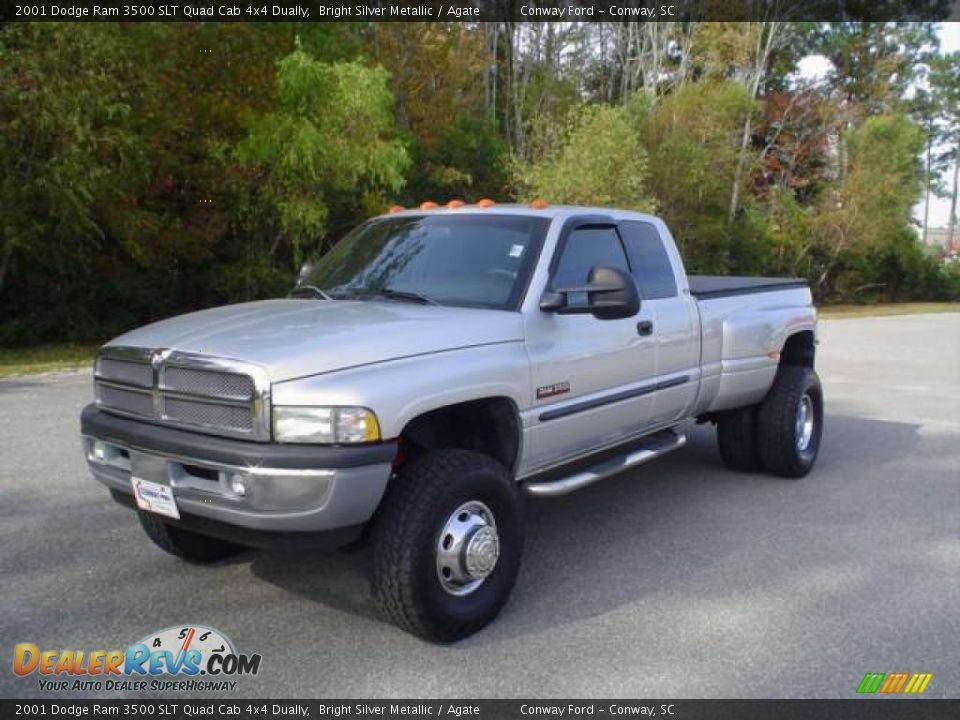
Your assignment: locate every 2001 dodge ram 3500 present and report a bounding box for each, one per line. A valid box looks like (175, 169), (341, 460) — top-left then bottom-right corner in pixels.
(81, 205), (823, 641)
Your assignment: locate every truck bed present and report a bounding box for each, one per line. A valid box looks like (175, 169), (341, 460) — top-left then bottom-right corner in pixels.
(689, 275), (809, 300)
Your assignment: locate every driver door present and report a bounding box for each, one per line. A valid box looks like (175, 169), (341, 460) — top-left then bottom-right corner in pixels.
(522, 222), (656, 474)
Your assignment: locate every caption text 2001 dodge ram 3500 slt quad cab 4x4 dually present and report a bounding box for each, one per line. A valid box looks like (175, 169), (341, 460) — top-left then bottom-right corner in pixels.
(81, 204), (822, 642)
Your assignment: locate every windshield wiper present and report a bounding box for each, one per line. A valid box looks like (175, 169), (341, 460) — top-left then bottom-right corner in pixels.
(289, 285), (332, 300)
(377, 287), (440, 306)
(339, 286), (439, 306)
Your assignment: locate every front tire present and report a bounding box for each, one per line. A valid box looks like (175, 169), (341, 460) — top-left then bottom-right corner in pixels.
(371, 449), (524, 642)
(138, 511), (246, 563)
(757, 366), (824, 478)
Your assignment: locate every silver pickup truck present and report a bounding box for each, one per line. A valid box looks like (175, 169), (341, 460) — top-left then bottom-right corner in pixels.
(81, 204), (822, 641)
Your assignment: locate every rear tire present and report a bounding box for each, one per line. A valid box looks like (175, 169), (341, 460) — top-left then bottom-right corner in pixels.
(138, 512), (245, 563)
(716, 405), (763, 472)
(757, 366), (824, 478)
(371, 449), (524, 643)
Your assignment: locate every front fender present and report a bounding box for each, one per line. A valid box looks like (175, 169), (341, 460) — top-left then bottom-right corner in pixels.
(270, 342), (532, 440)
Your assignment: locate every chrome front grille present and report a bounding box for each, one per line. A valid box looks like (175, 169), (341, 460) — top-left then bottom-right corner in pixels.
(162, 396), (254, 432)
(96, 383), (154, 417)
(94, 347), (270, 440)
(96, 356), (153, 388)
(162, 366), (255, 400)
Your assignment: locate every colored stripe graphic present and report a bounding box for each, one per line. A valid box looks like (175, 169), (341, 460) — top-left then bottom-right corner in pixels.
(880, 672), (910, 693)
(857, 673), (885, 693)
(857, 672), (933, 694)
(903, 673), (933, 694)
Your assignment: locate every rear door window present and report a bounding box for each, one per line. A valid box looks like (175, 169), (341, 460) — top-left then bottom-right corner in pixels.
(619, 221), (678, 299)
(551, 226), (630, 290)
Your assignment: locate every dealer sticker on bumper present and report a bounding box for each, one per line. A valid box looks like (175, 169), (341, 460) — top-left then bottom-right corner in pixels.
(132, 478), (180, 520)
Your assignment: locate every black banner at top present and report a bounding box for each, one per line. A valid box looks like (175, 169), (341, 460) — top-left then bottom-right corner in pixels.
(3, 0), (959, 22)
(1, 700), (960, 720)
(4, 700), (960, 720)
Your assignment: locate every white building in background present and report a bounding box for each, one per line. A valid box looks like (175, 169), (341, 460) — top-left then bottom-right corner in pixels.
(921, 227), (958, 252)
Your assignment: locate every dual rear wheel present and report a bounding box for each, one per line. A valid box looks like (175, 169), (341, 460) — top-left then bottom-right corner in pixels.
(717, 365), (824, 477)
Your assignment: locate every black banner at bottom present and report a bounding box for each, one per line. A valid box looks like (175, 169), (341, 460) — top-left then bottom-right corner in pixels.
(1, 700), (958, 720)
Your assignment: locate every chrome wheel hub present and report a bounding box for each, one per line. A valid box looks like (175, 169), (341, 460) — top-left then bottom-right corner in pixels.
(436, 501), (500, 596)
(796, 393), (815, 452)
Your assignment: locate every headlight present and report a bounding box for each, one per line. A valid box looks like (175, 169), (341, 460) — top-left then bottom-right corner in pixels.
(273, 406), (381, 444)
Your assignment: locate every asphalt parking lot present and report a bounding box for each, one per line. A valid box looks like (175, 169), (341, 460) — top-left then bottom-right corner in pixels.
(2, 313), (958, 699)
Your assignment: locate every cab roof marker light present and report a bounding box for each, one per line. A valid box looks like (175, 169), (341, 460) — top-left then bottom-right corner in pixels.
(476, 198), (496, 208)
(529, 199), (549, 209)
(387, 205), (405, 213)
(420, 201), (439, 210)
(446, 200), (465, 209)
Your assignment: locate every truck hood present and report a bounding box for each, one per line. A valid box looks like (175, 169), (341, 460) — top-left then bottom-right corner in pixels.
(106, 299), (524, 382)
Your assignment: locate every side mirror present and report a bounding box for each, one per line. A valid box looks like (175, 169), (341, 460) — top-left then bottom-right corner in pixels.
(295, 260), (315, 286)
(540, 266), (640, 320)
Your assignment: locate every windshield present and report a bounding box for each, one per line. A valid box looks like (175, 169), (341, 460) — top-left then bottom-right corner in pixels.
(299, 214), (551, 310)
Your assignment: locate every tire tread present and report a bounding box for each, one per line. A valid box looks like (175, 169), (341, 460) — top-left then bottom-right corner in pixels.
(371, 449), (520, 642)
(757, 365), (822, 478)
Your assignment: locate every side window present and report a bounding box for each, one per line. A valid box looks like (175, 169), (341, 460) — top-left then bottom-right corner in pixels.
(551, 227), (630, 290)
(619, 221), (678, 299)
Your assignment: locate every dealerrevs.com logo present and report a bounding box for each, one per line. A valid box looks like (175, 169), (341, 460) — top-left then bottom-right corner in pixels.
(13, 625), (262, 693)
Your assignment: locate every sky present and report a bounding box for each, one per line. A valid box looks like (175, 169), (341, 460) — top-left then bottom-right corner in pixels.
(799, 23), (959, 230)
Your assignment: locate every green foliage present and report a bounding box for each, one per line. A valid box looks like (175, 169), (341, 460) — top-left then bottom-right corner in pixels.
(0, 23), (146, 342)
(644, 81), (759, 273)
(0, 25), (142, 247)
(520, 104), (655, 212)
(236, 49), (408, 264)
(403, 115), (510, 203)
(810, 115), (927, 300)
(1, 21), (958, 348)
(803, 22), (940, 113)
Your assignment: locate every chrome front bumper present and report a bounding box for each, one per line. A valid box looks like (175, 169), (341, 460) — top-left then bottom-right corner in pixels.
(81, 405), (394, 533)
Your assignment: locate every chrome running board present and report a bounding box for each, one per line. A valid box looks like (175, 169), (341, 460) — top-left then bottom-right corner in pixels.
(522, 430), (687, 497)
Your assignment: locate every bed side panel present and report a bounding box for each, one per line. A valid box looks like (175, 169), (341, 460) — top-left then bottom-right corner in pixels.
(693, 286), (815, 415)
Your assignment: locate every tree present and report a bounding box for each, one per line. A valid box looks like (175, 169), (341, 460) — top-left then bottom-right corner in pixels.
(368, 23), (487, 145)
(0, 24), (142, 299)
(806, 22), (939, 114)
(519, 104), (655, 212)
(403, 114), (511, 203)
(234, 47), (409, 277)
(909, 87), (947, 246)
(929, 52), (960, 250)
(644, 81), (758, 272)
(812, 115), (925, 298)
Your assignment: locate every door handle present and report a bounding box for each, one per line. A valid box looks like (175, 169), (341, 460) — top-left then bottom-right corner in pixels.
(637, 320), (653, 336)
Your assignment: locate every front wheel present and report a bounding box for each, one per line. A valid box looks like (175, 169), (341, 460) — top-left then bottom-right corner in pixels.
(757, 366), (824, 478)
(371, 449), (524, 642)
